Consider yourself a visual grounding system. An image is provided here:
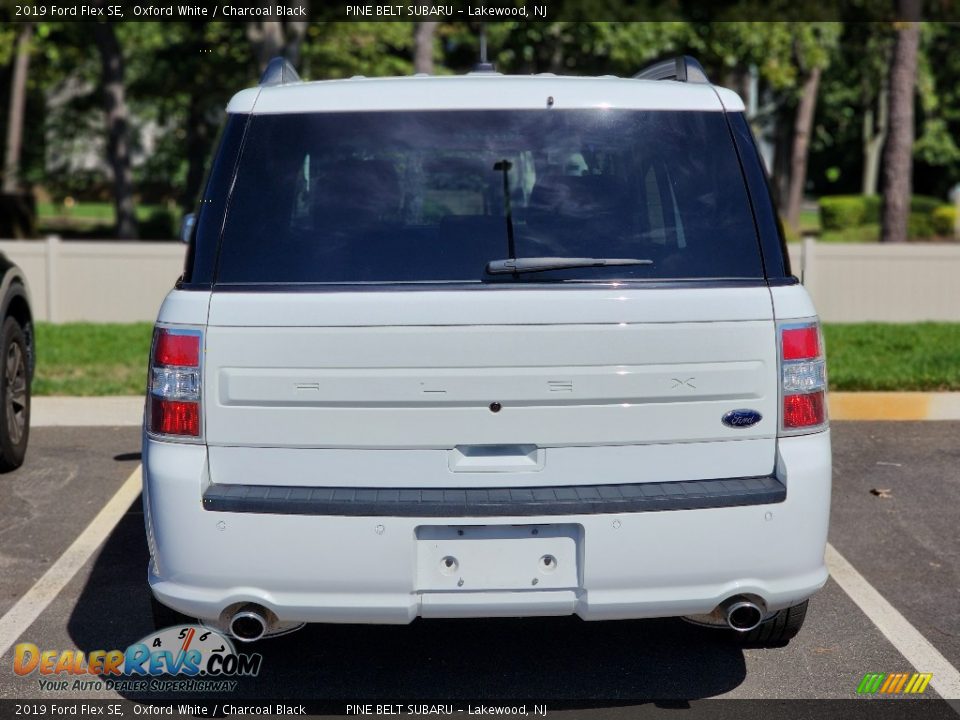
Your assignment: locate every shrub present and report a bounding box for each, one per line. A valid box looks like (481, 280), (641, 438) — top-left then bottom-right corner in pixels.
(819, 194), (948, 239)
(908, 213), (936, 240)
(911, 195), (943, 215)
(819, 195), (883, 230)
(138, 207), (180, 240)
(863, 195), (882, 224)
(932, 206), (957, 238)
(819, 196), (868, 231)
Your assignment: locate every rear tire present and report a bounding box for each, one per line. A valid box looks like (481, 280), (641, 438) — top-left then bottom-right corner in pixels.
(0, 316), (30, 472)
(731, 599), (809, 647)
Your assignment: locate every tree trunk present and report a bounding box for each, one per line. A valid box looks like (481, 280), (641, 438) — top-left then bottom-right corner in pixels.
(93, 22), (138, 239)
(285, 22), (308, 70)
(284, 0), (309, 69)
(862, 86), (888, 196)
(547, 24), (565, 74)
(247, 18), (285, 74)
(770, 110), (792, 214)
(881, 1), (921, 243)
(785, 65), (822, 232)
(413, 22), (437, 74)
(3, 23), (33, 194)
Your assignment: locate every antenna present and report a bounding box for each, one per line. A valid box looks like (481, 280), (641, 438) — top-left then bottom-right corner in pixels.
(473, 25), (496, 73)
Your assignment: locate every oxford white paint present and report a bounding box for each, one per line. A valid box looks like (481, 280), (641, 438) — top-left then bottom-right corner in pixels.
(207, 439), (778, 489)
(227, 75), (741, 115)
(144, 432), (830, 624)
(202, 290), (778, 454)
(206, 286), (775, 326)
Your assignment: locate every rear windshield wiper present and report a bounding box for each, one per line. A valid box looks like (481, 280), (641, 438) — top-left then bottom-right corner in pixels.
(486, 257), (654, 275)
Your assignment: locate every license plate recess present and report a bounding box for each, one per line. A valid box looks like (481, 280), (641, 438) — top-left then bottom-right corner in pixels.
(415, 524), (581, 592)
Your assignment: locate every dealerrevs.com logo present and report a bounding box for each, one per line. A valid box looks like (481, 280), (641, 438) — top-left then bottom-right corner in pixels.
(15, 625), (262, 693)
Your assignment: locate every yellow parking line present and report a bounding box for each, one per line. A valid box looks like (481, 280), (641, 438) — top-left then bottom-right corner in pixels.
(829, 392), (931, 421)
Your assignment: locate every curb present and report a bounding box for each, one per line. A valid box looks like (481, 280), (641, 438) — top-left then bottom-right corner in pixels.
(30, 393), (960, 426)
(829, 392), (960, 421)
(32, 396), (144, 427)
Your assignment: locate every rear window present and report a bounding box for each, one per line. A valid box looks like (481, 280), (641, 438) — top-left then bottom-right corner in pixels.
(215, 110), (762, 285)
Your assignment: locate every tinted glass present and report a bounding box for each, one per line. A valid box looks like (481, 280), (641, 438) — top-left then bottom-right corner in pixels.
(728, 112), (791, 279)
(215, 110), (762, 285)
(184, 114), (247, 286)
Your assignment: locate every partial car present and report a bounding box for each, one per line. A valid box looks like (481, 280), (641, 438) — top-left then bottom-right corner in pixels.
(143, 57), (830, 647)
(0, 251), (33, 471)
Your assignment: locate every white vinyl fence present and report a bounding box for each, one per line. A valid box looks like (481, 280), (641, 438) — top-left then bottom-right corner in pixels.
(1, 236), (960, 323)
(0, 237), (185, 323)
(787, 238), (960, 322)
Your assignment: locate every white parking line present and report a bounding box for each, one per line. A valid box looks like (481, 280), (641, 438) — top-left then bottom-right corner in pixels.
(0, 466), (142, 659)
(826, 542), (960, 701)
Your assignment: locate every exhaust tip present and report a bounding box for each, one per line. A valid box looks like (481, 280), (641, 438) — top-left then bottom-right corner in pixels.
(229, 605), (268, 642)
(725, 600), (764, 633)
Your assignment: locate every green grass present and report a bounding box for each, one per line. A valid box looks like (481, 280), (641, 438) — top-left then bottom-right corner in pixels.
(34, 322), (153, 396)
(37, 201), (165, 222)
(37, 201), (115, 220)
(824, 323), (960, 392)
(35, 201), (180, 240)
(31, 322), (960, 396)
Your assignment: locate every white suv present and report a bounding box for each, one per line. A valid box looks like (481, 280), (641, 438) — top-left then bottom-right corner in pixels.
(144, 56), (830, 646)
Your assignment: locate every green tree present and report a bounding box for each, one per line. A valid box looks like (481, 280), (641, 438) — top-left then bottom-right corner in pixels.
(2, 23), (32, 195)
(679, 21), (840, 229)
(127, 22), (255, 211)
(912, 22), (960, 197)
(93, 20), (138, 238)
(783, 24), (840, 231)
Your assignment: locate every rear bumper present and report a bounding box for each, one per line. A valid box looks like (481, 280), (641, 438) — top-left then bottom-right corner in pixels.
(201, 475), (786, 517)
(143, 431), (831, 624)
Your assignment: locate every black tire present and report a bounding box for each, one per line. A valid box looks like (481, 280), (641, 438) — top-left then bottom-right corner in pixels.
(151, 595), (196, 631)
(0, 316), (30, 472)
(731, 599), (809, 647)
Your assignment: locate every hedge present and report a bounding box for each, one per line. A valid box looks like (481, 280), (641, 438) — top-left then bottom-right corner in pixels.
(819, 194), (953, 239)
(933, 206), (957, 237)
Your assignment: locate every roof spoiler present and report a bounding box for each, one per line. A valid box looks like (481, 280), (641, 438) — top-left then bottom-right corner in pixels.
(260, 57), (302, 87)
(633, 56), (710, 84)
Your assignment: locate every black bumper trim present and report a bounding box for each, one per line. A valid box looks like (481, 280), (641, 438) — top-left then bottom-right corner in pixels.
(201, 476), (785, 517)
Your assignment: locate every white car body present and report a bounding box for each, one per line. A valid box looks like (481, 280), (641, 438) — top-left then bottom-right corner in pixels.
(143, 68), (831, 639)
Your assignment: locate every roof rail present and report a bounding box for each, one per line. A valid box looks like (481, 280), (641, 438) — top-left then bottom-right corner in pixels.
(633, 56), (710, 84)
(260, 57), (302, 87)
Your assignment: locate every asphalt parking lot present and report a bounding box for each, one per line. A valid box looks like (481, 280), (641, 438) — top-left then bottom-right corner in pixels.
(0, 423), (958, 713)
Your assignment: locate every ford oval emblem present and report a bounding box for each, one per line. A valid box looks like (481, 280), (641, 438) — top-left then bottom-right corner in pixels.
(722, 409), (763, 428)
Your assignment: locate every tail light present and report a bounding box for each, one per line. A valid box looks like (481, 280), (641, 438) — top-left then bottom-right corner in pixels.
(147, 327), (202, 440)
(778, 320), (828, 434)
